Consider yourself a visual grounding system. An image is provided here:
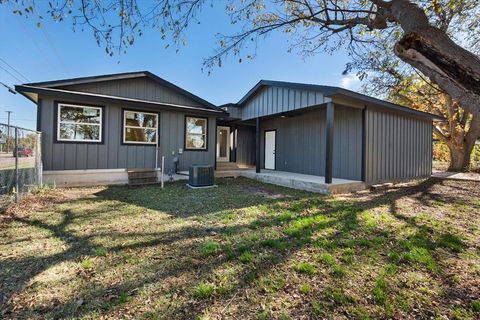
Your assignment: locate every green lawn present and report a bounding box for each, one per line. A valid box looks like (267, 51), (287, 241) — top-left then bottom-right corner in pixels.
(1, 177), (479, 319)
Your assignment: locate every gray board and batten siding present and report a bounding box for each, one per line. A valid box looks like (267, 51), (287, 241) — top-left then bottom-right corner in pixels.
(18, 73), (440, 188)
(239, 85), (329, 120)
(235, 80), (442, 122)
(236, 82), (437, 185)
(39, 98), (216, 173)
(259, 105), (363, 181)
(58, 77), (206, 109)
(31, 74), (220, 173)
(364, 106), (433, 185)
(235, 125), (256, 166)
(29, 71), (217, 110)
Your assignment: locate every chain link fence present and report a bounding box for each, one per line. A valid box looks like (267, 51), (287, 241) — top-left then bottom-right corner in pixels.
(0, 123), (42, 210)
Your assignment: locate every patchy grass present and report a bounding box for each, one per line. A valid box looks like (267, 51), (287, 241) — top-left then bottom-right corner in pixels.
(80, 258), (94, 270)
(299, 283), (312, 294)
(239, 251), (254, 263)
(294, 262), (317, 275)
(200, 240), (221, 257)
(193, 282), (215, 299)
(1, 177), (479, 319)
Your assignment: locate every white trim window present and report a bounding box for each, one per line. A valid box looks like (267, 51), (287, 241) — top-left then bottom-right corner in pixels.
(185, 116), (208, 150)
(123, 110), (158, 144)
(57, 103), (102, 142)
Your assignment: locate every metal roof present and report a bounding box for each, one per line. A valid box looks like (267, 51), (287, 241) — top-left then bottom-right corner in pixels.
(236, 80), (445, 120)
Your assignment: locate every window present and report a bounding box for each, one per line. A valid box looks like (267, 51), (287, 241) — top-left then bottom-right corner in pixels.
(185, 116), (208, 150)
(57, 103), (102, 142)
(123, 110), (158, 144)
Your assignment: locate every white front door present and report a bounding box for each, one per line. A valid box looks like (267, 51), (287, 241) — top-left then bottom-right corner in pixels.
(216, 126), (230, 162)
(264, 130), (276, 170)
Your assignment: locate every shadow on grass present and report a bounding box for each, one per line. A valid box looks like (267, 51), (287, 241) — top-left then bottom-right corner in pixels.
(1, 177), (478, 318)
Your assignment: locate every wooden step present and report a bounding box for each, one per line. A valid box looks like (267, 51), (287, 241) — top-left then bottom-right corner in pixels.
(216, 162), (254, 171)
(128, 171), (157, 179)
(127, 169), (158, 186)
(128, 177), (158, 186)
(216, 162), (240, 169)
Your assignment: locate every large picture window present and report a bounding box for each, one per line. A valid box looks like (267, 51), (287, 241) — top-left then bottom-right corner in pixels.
(123, 110), (158, 144)
(57, 103), (102, 142)
(185, 116), (208, 150)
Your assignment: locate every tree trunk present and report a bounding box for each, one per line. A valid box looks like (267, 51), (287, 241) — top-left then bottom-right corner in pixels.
(435, 113), (480, 171)
(447, 144), (474, 172)
(385, 0), (480, 117)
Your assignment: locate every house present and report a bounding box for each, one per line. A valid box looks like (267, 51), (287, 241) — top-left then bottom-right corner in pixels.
(15, 71), (443, 192)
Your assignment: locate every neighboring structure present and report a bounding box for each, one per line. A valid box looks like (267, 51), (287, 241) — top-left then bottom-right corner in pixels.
(16, 72), (443, 190)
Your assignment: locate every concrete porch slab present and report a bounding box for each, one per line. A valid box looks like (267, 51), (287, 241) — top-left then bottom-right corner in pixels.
(216, 169), (366, 194)
(432, 170), (480, 182)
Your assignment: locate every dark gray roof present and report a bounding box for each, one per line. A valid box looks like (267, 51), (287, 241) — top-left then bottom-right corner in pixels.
(237, 80), (445, 120)
(22, 71), (220, 111)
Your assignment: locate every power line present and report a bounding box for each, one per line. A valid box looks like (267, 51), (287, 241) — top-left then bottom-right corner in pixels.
(0, 65), (23, 83)
(0, 58), (30, 82)
(12, 12), (62, 74)
(0, 117), (35, 122)
(40, 27), (70, 75)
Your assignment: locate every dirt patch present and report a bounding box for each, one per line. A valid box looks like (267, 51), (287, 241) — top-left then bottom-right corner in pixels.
(1, 187), (104, 219)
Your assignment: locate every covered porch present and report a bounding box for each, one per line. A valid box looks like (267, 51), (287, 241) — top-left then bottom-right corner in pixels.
(215, 100), (366, 192)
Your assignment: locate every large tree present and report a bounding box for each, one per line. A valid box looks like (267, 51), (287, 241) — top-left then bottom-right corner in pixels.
(346, 1), (480, 171)
(4, 0), (480, 117)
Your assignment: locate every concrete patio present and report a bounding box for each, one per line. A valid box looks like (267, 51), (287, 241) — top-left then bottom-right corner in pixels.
(215, 169), (366, 194)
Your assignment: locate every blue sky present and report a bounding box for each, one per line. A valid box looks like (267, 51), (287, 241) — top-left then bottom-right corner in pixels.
(0, 3), (360, 130)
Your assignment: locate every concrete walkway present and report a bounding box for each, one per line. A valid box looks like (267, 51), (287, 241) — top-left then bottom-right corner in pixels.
(432, 170), (480, 182)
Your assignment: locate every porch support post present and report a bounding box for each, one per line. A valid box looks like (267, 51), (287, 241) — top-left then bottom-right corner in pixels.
(214, 119), (217, 170)
(325, 102), (334, 184)
(232, 125), (237, 163)
(255, 117), (261, 173)
(361, 106), (367, 182)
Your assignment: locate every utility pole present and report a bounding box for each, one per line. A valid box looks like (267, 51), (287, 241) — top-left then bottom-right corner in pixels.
(6, 111), (12, 153)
